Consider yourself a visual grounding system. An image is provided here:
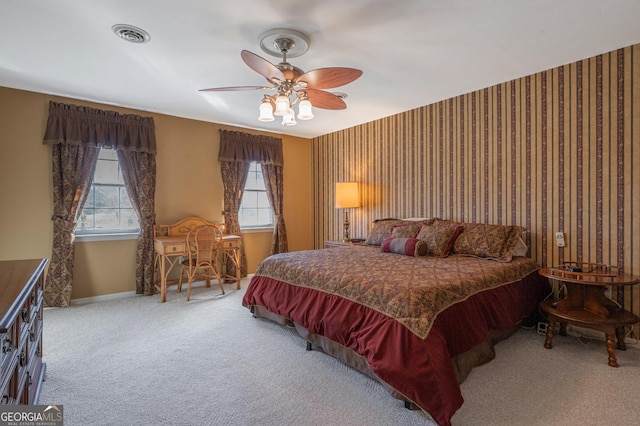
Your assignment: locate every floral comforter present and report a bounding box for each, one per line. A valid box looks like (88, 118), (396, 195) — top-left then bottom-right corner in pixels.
(253, 245), (539, 339)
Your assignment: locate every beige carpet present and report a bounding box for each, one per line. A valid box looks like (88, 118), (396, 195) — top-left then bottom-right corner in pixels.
(39, 278), (639, 425)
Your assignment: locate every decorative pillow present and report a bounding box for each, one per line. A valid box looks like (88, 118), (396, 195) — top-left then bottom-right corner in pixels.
(452, 222), (527, 262)
(381, 237), (428, 257)
(416, 221), (463, 257)
(365, 219), (406, 246)
(390, 222), (423, 239)
(365, 218), (436, 246)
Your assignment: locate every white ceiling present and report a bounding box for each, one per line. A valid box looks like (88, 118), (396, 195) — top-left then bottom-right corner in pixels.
(2, 0), (640, 139)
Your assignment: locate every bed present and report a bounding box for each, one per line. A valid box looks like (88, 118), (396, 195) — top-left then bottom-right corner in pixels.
(242, 219), (549, 425)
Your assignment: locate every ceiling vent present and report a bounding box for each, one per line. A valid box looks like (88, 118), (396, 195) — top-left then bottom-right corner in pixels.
(111, 24), (150, 44)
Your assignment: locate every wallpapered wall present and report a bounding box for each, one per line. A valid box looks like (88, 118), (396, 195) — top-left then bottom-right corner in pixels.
(312, 43), (640, 317)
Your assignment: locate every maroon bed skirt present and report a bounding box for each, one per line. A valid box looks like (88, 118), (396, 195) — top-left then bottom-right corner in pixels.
(243, 271), (549, 425)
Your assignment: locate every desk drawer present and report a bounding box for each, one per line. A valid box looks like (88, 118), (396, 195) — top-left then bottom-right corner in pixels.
(162, 243), (185, 254)
(221, 240), (240, 249)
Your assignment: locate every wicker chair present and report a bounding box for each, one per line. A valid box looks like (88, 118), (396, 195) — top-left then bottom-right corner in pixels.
(178, 224), (225, 301)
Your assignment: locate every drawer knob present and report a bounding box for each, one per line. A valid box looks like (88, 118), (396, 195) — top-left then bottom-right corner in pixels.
(172, 247), (177, 252)
(1, 338), (11, 354)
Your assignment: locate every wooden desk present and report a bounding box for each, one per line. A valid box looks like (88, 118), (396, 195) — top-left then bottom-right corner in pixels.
(153, 217), (242, 303)
(154, 234), (241, 302)
(539, 263), (639, 367)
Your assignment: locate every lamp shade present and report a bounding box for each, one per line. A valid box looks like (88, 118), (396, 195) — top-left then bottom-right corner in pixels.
(297, 99), (314, 120)
(335, 182), (360, 208)
(258, 101), (274, 122)
(274, 95), (290, 116)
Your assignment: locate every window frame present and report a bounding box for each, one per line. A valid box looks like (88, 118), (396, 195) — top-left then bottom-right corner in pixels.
(75, 148), (140, 240)
(238, 162), (274, 230)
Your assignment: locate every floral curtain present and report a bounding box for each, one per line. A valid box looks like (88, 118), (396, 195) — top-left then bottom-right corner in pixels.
(117, 150), (156, 295)
(220, 160), (250, 277)
(218, 130), (288, 273)
(43, 101), (156, 307)
(261, 163), (288, 254)
(44, 143), (99, 307)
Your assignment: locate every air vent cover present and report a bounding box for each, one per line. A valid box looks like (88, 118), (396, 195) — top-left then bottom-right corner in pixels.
(111, 24), (150, 44)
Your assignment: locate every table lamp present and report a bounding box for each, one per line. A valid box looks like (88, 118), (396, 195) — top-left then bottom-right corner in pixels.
(335, 181), (360, 242)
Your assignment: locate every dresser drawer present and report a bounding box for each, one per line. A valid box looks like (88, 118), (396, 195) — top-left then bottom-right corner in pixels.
(0, 368), (17, 405)
(0, 324), (16, 375)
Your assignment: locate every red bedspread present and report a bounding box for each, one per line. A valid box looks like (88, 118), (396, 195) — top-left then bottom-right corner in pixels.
(242, 246), (548, 425)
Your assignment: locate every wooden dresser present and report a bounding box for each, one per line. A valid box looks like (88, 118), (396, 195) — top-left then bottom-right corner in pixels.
(0, 259), (48, 405)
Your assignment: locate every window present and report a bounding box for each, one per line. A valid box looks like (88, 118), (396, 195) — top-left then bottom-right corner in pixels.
(76, 148), (139, 234)
(239, 162), (273, 228)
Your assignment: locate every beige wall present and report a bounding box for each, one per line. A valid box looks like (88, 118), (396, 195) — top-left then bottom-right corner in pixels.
(0, 86), (312, 300)
(313, 43), (640, 318)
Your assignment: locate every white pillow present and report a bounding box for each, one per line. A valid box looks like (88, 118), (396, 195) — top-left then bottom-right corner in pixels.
(512, 237), (528, 257)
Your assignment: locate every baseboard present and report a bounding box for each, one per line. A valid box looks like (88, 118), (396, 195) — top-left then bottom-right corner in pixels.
(70, 291), (137, 305)
(59, 274), (254, 306)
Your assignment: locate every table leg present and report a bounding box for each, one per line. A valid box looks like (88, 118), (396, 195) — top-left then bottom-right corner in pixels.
(605, 333), (619, 367)
(615, 326), (627, 350)
(234, 250), (241, 290)
(159, 255), (167, 303)
(544, 317), (556, 349)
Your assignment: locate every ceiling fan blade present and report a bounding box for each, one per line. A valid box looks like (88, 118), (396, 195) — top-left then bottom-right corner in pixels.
(296, 67), (363, 89)
(199, 85), (271, 92)
(241, 50), (285, 83)
(303, 89), (347, 110)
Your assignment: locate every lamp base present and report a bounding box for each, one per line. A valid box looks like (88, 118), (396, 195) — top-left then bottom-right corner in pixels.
(343, 210), (351, 243)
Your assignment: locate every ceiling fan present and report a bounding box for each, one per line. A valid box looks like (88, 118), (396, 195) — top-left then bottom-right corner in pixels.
(199, 29), (363, 126)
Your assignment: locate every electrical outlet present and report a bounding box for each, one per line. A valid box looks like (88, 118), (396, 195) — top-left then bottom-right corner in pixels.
(555, 231), (565, 247)
(537, 322), (548, 335)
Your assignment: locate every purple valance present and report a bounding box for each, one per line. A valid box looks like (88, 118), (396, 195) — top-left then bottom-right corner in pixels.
(43, 101), (156, 154)
(218, 130), (282, 166)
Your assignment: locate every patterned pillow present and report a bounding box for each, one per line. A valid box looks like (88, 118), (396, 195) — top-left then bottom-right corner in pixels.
(390, 222), (423, 239)
(365, 218), (436, 246)
(452, 222), (527, 262)
(381, 237), (428, 257)
(364, 219), (408, 246)
(416, 221), (463, 257)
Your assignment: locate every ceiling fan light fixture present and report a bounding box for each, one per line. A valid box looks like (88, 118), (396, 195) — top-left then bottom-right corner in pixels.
(281, 108), (297, 126)
(199, 28), (362, 128)
(274, 95), (290, 116)
(297, 99), (314, 120)
(258, 98), (275, 122)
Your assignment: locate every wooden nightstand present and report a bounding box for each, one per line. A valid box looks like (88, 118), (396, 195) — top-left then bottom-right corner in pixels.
(538, 262), (639, 367)
(323, 240), (365, 248)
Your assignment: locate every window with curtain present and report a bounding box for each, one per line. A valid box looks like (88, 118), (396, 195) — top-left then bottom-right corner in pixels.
(76, 148), (139, 234)
(239, 162), (273, 228)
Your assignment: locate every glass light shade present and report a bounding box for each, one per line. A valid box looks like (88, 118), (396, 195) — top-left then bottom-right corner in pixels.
(281, 108), (297, 126)
(297, 99), (314, 120)
(274, 95), (290, 116)
(258, 101), (274, 122)
(335, 182), (360, 208)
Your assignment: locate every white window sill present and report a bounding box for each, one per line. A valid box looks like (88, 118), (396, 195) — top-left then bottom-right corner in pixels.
(239, 227), (273, 234)
(75, 232), (139, 242)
